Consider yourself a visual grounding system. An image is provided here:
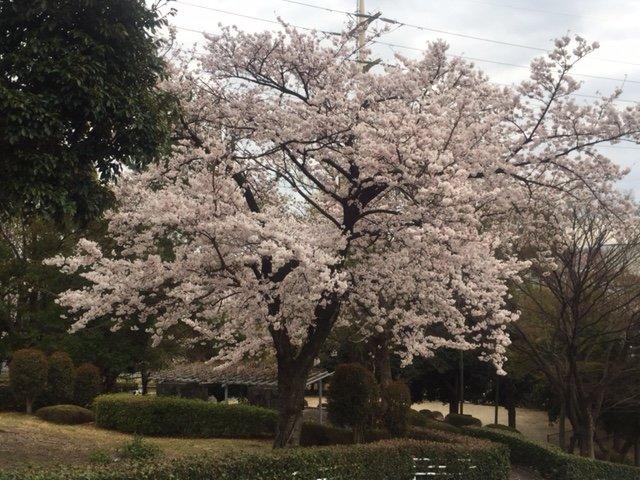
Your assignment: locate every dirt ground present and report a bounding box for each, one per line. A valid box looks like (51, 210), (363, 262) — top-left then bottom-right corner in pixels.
(0, 412), (270, 470)
(306, 396), (555, 443)
(411, 400), (555, 443)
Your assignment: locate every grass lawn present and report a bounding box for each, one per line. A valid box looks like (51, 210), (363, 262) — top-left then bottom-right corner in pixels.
(0, 412), (270, 470)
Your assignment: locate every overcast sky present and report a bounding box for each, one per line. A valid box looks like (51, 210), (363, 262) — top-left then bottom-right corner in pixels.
(161, 0), (640, 197)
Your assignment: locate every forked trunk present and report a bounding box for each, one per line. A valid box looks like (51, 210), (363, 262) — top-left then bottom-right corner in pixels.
(273, 367), (307, 448)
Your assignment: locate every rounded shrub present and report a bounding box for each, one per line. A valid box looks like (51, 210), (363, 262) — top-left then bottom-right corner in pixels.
(35, 404), (95, 424)
(327, 363), (379, 443)
(381, 380), (412, 436)
(420, 409), (444, 421)
(9, 348), (48, 413)
(445, 412), (482, 428)
(47, 351), (75, 404)
(75, 363), (101, 407)
(94, 394), (278, 438)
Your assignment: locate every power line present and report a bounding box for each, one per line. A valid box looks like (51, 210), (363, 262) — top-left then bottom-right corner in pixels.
(282, 0), (640, 68)
(175, 1), (340, 35)
(172, 23), (640, 151)
(172, 3), (640, 92)
(375, 39), (640, 86)
(445, 0), (604, 22)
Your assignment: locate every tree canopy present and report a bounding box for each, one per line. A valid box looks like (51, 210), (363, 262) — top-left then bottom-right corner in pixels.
(0, 0), (175, 221)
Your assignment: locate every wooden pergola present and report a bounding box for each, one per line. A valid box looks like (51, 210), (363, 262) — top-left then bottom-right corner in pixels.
(153, 360), (333, 423)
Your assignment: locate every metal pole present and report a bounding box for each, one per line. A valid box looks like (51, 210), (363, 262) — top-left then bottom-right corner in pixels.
(459, 351), (464, 414)
(318, 378), (323, 425)
(494, 374), (500, 425)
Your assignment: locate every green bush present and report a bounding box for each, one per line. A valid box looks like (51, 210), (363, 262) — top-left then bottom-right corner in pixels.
(9, 348), (48, 413)
(0, 437), (510, 480)
(327, 363), (379, 443)
(35, 404), (95, 424)
(462, 426), (640, 480)
(75, 363), (101, 407)
(0, 384), (18, 411)
(94, 394), (278, 438)
(118, 436), (161, 461)
(419, 408), (444, 420)
(381, 380), (411, 436)
(47, 352), (75, 404)
(299, 422), (353, 446)
(446, 412), (482, 428)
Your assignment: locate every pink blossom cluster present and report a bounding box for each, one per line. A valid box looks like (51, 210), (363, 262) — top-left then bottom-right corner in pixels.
(49, 27), (640, 374)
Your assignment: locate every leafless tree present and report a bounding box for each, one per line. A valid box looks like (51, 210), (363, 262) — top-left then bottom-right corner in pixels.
(513, 206), (640, 458)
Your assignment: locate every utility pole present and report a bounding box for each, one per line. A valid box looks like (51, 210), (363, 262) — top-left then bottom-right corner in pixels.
(357, 0), (366, 62)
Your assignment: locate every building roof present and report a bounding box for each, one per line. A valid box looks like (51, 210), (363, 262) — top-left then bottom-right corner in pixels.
(152, 360), (332, 388)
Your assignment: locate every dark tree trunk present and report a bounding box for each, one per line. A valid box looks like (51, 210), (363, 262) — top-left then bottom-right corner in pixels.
(578, 414), (595, 458)
(25, 397), (33, 414)
(448, 398), (459, 415)
(104, 371), (118, 392)
(273, 364), (308, 448)
(447, 372), (459, 415)
(635, 438), (640, 467)
(507, 403), (517, 429)
(372, 334), (392, 387)
(559, 402), (567, 451)
(141, 368), (149, 395)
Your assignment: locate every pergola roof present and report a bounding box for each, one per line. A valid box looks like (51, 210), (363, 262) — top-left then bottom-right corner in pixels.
(152, 360), (332, 388)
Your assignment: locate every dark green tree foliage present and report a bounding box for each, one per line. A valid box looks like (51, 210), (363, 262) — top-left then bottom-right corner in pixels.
(327, 363), (379, 443)
(0, 0), (175, 220)
(9, 348), (48, 413)
(47, 351), (75, 403)
(381, 380), (412, 436)
(74, 362), (101, 406)
(406, 350), (492, 415)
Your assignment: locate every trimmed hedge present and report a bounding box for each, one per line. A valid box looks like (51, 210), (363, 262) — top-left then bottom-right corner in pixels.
(35, 404), (95, 425)
(0, 437), (510, 480)
(462, 426), (640, 480)
(420, 408), (445, 421)
(487, 424), (521, 434)
(299, 422), (354, 446)
(446, 413), (482, 428)
(94, 394), (278, 438)
(409, 409), (463, 433)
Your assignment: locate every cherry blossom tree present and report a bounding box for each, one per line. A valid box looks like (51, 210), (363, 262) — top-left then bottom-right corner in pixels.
(49, 26), (640, 447)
